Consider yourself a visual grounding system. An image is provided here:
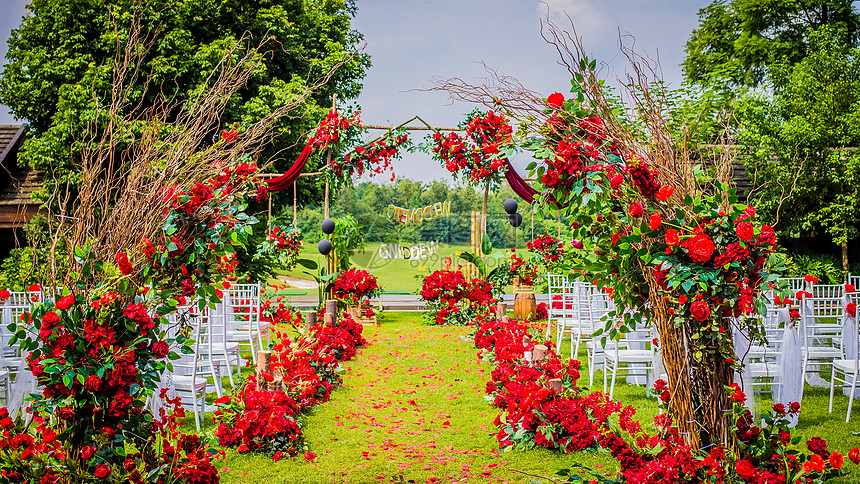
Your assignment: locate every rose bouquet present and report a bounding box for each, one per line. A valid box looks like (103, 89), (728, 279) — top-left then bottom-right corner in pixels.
(256, 226), (302, 271)
(332, 268), (381, 306)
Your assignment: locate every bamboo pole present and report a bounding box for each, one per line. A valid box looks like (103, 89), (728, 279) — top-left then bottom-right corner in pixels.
(293, 183), (298, 230)
(267, 193), (272, 230)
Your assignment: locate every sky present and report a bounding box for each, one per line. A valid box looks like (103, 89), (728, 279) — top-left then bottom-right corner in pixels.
(0, 0), (707, 183)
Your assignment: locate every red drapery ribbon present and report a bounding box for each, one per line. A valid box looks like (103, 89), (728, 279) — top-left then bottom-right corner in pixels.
(265, 137), (315, 193)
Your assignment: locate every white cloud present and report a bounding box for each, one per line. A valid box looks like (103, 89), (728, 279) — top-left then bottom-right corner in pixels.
(539, 0), (609, 41)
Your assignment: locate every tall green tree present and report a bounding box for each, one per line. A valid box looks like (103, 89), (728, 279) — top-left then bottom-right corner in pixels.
(736, 28), (860, 271)
(683, 0), (859, 89)
(0, 0), (370, 206)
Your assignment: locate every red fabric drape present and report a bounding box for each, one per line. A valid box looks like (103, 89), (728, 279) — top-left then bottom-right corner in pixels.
(265, 138), (315, 192)
(503, 158), (538, 203)
(503, 158), (565, 208)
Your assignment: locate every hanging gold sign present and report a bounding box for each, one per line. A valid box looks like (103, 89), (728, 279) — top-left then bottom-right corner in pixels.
(386, 201), (451, 225)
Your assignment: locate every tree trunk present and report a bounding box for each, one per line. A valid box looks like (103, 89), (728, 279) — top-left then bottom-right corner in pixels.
(646, 270), (732, 451)
(842, 240), (849, 278)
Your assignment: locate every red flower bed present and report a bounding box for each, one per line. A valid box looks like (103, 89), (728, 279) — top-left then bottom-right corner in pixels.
(472, 316), (860, 482)
(213, 310), (366, 458)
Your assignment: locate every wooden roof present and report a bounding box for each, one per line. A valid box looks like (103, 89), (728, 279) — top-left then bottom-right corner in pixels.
(0, 124), (44, 228)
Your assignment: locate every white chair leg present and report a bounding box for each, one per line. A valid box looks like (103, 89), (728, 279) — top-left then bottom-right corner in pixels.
(829, 367), (837, 413)
(848, 373), (858, 423)
(610, 362), (619, 400)
(603, 358), (608, 394)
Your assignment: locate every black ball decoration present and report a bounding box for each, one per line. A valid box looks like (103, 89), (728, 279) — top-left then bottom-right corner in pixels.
(321, 218), (335, 235)
(508, 212), (523, 228)
(503, 198), (518, 215)
(318, 239), (332, 255)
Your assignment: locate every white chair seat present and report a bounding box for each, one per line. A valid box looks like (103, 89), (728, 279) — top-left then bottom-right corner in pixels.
(833, 359), (859, 374)
(605, 349), (653, 364)
(806, 347), (844, 359)
(748, 362), (782, 378)
(170, 374), (208, 391)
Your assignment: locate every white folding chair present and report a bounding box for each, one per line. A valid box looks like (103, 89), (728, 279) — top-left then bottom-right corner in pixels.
(554, 279), (582, 358)
(225, 284), (264, 363)
(829, 294), (860, 422)
(581, 286), (614, 387)
(800, 295), (844, 385)
(168, 311), (223, 431)
(603, 331), (657, 400)
(545, 274), (567, 341)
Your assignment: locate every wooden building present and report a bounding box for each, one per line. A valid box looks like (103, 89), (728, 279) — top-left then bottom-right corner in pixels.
(0, 124), (43, 256)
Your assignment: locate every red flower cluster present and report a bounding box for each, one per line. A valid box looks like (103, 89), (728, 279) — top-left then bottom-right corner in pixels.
(420, 270), (496, 325)
(431, 110), (512, 183)
(259, 226), (302, 271)
(527, 233), (565, 266)
(214, 310), (366, 458)
(509, 250), (538, 286)
(336, 130), (409, 180)
(332, 268), (381, 305)
(310, 109), (361, 152)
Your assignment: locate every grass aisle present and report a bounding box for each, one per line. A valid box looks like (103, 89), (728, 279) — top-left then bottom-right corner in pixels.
(218, 313), (591, 483)
(216, 313), (860, 483)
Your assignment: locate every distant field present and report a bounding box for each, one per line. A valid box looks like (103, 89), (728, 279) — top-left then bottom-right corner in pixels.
(279, 241), (531, 294)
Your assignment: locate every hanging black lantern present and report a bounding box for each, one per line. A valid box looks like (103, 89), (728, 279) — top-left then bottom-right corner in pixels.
(321, 218), (335, 235)
(503, 198), (518, 215)
(508, 212), (523, 228)
(318, 239), (332, 255)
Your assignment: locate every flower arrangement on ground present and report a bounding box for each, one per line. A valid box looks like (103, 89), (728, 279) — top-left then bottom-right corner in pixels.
(213, 310), (366, 458)
(508, 249), (539, 287)
(419, 268), (496, 326)
(332, 268), (381, 306)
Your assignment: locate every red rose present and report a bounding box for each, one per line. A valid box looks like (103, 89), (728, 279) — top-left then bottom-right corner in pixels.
(804, 274), (820, 284)
(655, 185), (674, 201)
(687, 234), (715, 263)
(628, 203), (643, 217)
(690, 300), (710, 322)
(848, 303), (856, 318)
(237, 444), (249, 453)
(666, 229), (680, 246)
(804, 454), (825, 473)
(727, 383), (746, 404)
(0, 289), (10, 300)
(830, 451), (844, 470)
(115, 252), (133, 275)
(214, 395), (231, 405)
(28, 283), (41, 291)
(55, 295), (75, 310)
(151, 340), (169, 359)
(849, 447), (860, 464)
(648, 211), (662, 231)
(735, 221), (754, 242)
(735, 459), (756, 479)
(93, 464), (111, 479)
(41, 311), (60, 327)
(84, 375), (101, 393)
(123, 459), (136, 472)
(304, 451), (317, 461)
(546, 92), (564, 108)
(845, 284), (856, 293)
(80, 445), (97, 460)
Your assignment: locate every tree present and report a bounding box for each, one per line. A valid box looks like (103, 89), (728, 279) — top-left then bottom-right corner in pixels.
(683, 0), (860, 89)
(0, 0), (370, 206)
(736, 27), (860, 271)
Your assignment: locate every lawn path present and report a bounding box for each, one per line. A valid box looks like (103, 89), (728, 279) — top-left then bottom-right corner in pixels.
(302, 317), (520, 483)
(216, 314), (583, 484)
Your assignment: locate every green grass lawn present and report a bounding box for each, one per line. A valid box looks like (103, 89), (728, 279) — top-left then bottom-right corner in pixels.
(277, 242), (532, 295)
(206, 313), (860, 484)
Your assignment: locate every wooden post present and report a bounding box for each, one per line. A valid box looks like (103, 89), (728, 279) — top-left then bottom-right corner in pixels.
(496, 302), (507, 320)
(293, 183), (298, 230)
(256, 350), (272, 391)
(481, 182), (489, 236)
(548, 378), (563, 391)
(267, 191), (273, 231)
(532, 344), (548, 363)
(325, 299), (338, 317)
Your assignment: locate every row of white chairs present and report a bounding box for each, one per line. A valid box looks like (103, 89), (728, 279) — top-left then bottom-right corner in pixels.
(543, 275), (860, 422)
(0, 284), (266, 430)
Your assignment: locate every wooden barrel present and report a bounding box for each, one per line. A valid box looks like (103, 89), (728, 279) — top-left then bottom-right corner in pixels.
(513, 292), (536, 320)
